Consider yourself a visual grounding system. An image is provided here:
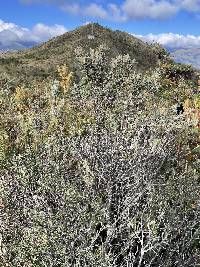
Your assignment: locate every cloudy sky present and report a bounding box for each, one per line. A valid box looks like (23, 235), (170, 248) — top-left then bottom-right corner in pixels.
(1, 0), (200, 50)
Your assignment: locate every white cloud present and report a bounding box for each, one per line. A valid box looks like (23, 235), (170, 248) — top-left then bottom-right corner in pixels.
(62, 3), (108, 19)
(32, 23), (67, 41)
(61, 3), (81, 15)
(61, 1), (179, 21)
(0, 19), (67, 50)
(83, 3), (108, 19)
(60, 0), (200, 21)
(66, 3), (124, 23)
(19, 0), (200, 21)
(122, 0), (178, 20)
(133, 32), (200, 48)
(107, 3), (127, 22)
(178, 0), (200, 12)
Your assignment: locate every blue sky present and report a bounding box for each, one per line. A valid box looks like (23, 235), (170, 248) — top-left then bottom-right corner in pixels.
(1, 0), (200, 50)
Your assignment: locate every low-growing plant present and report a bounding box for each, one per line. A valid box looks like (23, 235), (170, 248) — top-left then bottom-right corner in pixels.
(0, 45), (199, 267)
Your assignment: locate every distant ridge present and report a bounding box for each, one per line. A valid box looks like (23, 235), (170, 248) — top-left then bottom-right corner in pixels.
(171, 47), (200, 70)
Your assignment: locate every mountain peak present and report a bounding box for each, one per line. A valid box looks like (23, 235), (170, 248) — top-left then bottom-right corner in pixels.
(0, 24), (164, 82)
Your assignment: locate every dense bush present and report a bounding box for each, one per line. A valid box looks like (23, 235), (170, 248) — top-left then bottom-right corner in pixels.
(0, 46), (199, 266)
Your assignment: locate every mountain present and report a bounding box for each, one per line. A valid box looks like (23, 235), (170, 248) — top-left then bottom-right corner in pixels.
(171, 47), (200, 70)
(0, 23), (164, 82)
(0, 29), (38, 52)
(0, 40), (38, 51)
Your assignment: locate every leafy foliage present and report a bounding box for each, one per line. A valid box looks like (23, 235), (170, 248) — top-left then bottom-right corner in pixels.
(0, 45), (199, 267)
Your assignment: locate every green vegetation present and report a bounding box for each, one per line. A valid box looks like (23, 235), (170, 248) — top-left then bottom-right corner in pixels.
(0, 23), (165, 84)
(0, 26), (199, 267)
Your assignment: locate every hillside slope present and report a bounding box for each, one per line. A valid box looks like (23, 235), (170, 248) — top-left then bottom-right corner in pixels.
(0, 23), (162, 82)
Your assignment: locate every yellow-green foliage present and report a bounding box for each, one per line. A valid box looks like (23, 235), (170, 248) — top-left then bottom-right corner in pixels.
(0, 127), (8, 160)
(158, 61), (195, 103)
(0, 64), (97, 156)
(57, 64), (73, 94)
(1, 51), (200, 267)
